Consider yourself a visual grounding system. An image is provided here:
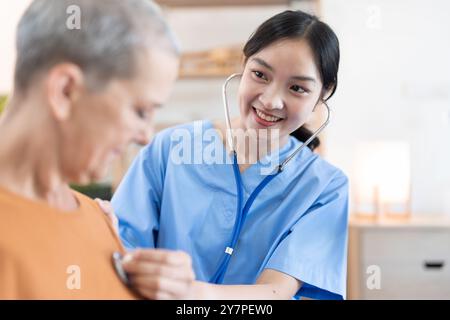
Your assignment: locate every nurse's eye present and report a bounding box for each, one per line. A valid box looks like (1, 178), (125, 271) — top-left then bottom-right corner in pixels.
(290, 84), (308, 94)
(252, 70), (268, 81)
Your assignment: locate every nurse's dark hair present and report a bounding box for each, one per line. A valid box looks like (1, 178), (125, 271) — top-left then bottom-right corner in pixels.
(243, 10), (340, 151)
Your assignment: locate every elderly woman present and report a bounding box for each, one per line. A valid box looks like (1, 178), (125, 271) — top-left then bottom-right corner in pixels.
(0, 0), (193, 299)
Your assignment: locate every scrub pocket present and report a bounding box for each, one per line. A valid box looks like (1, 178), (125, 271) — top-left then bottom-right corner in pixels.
(196, 189), (237, 237)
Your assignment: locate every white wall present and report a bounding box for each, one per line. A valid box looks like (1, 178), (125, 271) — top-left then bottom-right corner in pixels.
(0, 0), (30, 94)
(321, 0), (450, 215)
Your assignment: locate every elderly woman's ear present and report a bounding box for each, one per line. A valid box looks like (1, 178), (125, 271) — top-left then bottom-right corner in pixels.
(45, 63), (84, 121)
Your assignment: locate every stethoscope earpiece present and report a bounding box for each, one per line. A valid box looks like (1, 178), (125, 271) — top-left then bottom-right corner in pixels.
(222, 73), (243, 153)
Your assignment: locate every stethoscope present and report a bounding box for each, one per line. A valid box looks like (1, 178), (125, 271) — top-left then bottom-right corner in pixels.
(209, 73), (331, 284)
(111, 73), (331, 287)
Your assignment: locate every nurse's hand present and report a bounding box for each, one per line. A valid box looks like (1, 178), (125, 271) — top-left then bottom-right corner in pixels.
(122, 249), (196, 300)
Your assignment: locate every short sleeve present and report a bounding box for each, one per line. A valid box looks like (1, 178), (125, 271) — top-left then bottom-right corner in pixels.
(111, 133), (168, 250)
(265, 174), (349, 300)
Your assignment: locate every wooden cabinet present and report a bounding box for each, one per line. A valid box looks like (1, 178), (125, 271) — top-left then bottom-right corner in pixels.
(348, 216), (450, 299)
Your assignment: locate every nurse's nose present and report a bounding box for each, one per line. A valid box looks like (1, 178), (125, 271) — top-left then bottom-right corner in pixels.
(259, 85), (284, 110)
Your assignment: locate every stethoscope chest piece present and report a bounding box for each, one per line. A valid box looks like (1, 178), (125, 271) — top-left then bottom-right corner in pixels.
(112, 251), (131, 286)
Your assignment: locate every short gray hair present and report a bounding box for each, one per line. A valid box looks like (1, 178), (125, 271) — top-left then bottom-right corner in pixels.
(14, 0), (180, 92)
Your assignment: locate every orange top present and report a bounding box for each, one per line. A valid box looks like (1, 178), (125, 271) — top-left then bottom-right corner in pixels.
(0, 187), (137, 299)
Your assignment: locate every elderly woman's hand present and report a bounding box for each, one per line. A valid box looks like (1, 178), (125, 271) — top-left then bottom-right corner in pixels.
(95, 199), (119, 234)
(95, 199), (195, 299)
(122, 249), (196, 300)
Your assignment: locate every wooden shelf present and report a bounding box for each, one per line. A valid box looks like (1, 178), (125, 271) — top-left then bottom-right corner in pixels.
(179, 46), (243, 78)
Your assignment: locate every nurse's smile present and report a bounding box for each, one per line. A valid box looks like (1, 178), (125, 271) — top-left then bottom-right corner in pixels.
(252, 106), (284, 127)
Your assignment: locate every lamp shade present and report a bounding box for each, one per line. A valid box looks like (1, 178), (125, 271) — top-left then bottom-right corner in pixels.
(353, 141), (411, 217)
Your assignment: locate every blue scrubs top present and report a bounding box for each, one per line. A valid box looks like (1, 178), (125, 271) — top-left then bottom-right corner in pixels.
(112, 120), (349, 300)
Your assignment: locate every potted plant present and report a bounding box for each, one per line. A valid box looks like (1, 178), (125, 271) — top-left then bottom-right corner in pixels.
(71, 183), (113, 201)
(0, 95), (7, 113)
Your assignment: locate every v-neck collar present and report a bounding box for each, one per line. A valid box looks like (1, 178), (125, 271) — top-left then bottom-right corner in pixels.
(202, 119), (303, 195)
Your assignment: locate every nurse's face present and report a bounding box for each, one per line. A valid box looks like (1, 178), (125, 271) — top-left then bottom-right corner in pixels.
(58, 48), (179, 184)
(238, 38), (324, 145)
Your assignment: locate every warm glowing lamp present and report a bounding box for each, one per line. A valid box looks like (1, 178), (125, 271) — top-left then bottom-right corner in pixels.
(353, 141), (411, 220)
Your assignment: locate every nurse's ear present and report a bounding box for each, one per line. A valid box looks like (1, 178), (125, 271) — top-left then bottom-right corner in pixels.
(45, 63), (84, 121)
(313, 86), (333, 112)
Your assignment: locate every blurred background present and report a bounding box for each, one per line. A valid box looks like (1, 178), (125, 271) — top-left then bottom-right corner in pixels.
(1, 0), (449, 299)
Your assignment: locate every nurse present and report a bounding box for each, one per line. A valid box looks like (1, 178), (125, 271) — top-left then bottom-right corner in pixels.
(113, 10), (349, 300)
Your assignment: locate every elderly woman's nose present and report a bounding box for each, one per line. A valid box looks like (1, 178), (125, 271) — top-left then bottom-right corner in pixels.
(133, 125), (152, 146)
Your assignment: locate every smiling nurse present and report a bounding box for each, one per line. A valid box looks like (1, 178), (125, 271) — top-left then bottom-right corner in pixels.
(112, 10), (349, 300)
